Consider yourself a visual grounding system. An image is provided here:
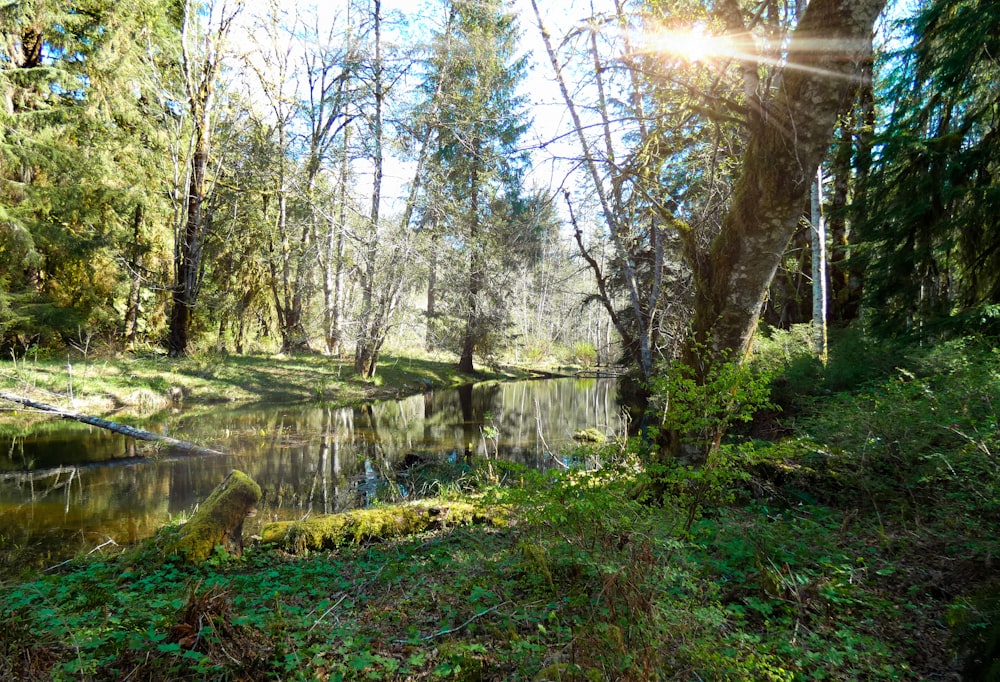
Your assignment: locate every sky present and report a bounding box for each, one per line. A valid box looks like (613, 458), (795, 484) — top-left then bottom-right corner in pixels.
(224, 0), (638, 219)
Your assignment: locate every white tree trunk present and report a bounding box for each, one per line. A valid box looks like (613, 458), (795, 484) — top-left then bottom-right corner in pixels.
(811, 166), (828, 364)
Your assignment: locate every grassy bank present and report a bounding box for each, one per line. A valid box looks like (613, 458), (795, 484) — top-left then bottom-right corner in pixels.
(1, 334), (998, 680)
(0, 351), (528, 426)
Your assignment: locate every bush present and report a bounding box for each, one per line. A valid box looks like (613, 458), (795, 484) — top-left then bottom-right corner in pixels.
(793, 337), (999, 520)
(569, 341), (597, 368)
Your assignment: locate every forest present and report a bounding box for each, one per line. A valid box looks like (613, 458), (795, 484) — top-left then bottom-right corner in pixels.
(2, 0), (1000, 679)
(1, 0), (997, 377)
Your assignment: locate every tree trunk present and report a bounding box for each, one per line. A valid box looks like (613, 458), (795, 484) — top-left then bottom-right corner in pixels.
(166, 0), (237, 357)
(848, 58), (876, 319)
(354, 0), (383, 379)
(458, 149), (481, 375)
(828, 118), (853, 323)
(811, 167), (828, 363)
(168, 134), (207, 357)
(426, 239), (438, 351)
(167, 470), (261, 563)
(529, 0), (657, 381)
(687, 0), (885, 370)
(261, 498), (504, 554)
(324, 127), (351, 356)
(124, 203), (144, 348)
(0, 391), (226, 456)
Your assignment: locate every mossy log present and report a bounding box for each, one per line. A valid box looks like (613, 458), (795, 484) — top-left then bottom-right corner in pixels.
(167, 470), (261, 563)
(572, 428), (606, 444)
(261, 499), (507, 553)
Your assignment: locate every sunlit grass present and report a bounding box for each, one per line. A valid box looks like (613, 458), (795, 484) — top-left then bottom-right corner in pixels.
(0, 351), (526, 423)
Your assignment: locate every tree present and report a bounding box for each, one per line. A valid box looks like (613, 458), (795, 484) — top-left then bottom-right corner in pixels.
(350, 0), (436, 379)
(353, 0), (388, 377)
(244, 1), (311, 353)
(858, 0), (1000, 336)
(166, 0), (242, 356)
(685, 0), (886, 372)
(530, 0), (737, 383)
(422, 0), (530, 374)
(297, 5), (357, 357)
(0, 0), (175, 353)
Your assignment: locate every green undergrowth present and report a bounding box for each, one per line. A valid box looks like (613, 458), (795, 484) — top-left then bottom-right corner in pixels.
(1, 334), (997, 680)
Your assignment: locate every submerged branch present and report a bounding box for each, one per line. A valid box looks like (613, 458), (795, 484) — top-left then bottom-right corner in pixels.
(0, 391), (226, 457)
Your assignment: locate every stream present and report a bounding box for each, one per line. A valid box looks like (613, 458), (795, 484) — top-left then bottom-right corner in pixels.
(0, 378), (621, 564)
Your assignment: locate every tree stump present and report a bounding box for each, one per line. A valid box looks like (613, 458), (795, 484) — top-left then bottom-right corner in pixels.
(167, 470), (261, 563)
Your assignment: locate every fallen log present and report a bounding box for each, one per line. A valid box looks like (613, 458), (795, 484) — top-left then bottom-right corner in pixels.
(261, 498), (509, 553)
(0, 390), (226, 457)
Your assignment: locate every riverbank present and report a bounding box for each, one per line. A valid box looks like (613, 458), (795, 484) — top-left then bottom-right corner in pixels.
(0, 351), (533, 428)
(1, 335), (998, 679)
(1, 432), (995, 680)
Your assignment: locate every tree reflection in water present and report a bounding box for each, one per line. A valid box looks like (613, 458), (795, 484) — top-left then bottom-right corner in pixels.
(0, 378), (622, 563)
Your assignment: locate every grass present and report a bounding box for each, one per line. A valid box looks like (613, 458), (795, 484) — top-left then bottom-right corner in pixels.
(0, 332), (997, 679)
(0, 350), (528, 425)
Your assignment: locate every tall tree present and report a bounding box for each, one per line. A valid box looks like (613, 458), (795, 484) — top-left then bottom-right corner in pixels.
(166, 0), (242, 356)
(859, 0), (1000, 335)
(423, 0), (530, 374)
(530, 0), (738, 382)
(298, 4), (357, 357)
(354, 0), (387, 377)
(685, 0), (886, 369)
(245, 1), (311, 353)
(0, 0), (175, 352)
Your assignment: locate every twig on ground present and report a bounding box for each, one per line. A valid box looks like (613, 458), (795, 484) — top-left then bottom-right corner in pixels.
(396, 602), (508, 643)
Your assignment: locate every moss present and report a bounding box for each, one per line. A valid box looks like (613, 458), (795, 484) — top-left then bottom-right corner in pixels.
(533, 663), (603, 681)
(571, 428), (606, 444)
(260, 499), (507, 553)
(166, 470), (261, 563)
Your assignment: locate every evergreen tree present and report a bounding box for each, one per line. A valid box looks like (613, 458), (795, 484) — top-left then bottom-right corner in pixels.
(420, 0), (530, 373)
(859, 0), (1000, 336)
(0, 0), (175, 353)
(166, 0), (242, 356)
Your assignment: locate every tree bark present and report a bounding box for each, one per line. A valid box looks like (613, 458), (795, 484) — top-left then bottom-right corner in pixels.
(529, 0), (657, 381)
(168, 132), (207, 357)
(124, 203), (145, 348)
(355, 0), (384, 379)
(167, 470), (261, 562)
(458, 146), (481, 375)
(811, 167), (828, 363)
(687, 0), (885, 368)
(426, 239), (438, 351)
(166, 0), (238, 356)
(828, 118), (852, 323)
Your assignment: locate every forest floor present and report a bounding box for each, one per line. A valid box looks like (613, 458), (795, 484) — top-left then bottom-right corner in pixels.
(1, 333), (998, 680)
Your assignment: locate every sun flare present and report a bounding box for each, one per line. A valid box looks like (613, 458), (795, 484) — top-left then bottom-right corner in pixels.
(657, 29), (716, 62)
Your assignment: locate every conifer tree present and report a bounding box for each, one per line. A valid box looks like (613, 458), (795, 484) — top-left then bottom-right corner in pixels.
(419, 0), (530, 373)
(859, 0), (1000, 335)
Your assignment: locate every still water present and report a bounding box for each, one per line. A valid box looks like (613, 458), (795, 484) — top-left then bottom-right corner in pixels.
(0, 378), (620, 562)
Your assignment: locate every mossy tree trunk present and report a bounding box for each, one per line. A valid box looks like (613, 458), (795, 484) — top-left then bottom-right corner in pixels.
(676, 0), (886, 464)
(685, 0), (886, 375)
(261, 499), (506, 553)
(167, 470), (261, 563)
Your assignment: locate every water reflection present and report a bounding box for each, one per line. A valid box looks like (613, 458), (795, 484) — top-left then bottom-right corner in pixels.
(0, 378), (620, 563)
